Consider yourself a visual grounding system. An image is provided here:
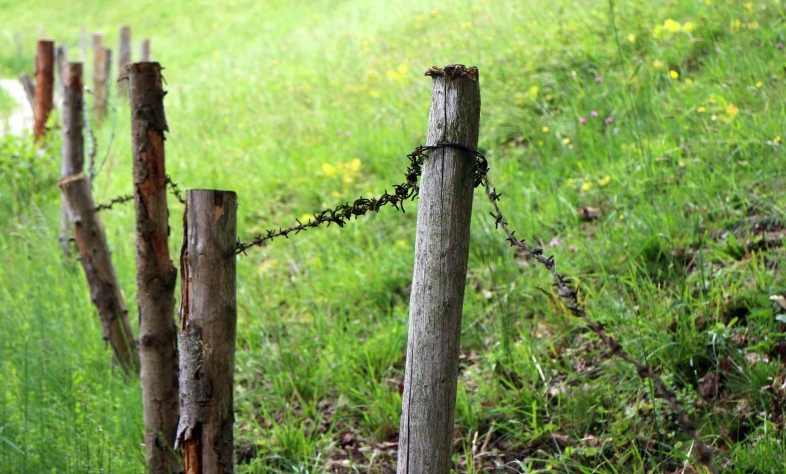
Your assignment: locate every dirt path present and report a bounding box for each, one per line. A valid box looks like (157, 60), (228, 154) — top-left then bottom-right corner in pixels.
(0, 78), (34, 135)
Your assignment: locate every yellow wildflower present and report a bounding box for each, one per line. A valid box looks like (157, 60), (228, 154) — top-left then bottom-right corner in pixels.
(755, 81), (763, 88)
(663, 19), (682, 33)
(598, 175), (611, 187)
(562, 137), (571, 145)
(682, 21), (695, 33)
(581, 181), (593, 192)
(628, 33), (636, 43)
(653, 59), (666, 71)
(697, 106), (706, 113)
(669, 70), (680, 80)
(726, 103), (740, 118)
(775, 136), (782, 144)
(542, 126), (550, 133)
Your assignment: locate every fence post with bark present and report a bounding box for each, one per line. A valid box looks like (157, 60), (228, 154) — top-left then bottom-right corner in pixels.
(59, 172), (140, 374)
(396, 64), (481, 474)
(177, 189), (238, 474)
(60, 62), (84, 257)
(34, 39), (54, 141)
(127, 62), (181, 474)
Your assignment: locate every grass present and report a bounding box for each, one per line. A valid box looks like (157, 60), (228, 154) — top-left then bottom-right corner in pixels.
(1, 0), (786, 472)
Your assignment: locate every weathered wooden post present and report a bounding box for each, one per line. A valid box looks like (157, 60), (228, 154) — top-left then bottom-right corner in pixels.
(140, 39), (151, 61)
(126, 62), (181, 474)
(117, 26), (131, 96)
(92, 34), (107, 122)
(33, 39), (54, 140)
(60, 62), (84, 257)
(59, 172), (140, 374)
(177, 190), (238, 474)
(396, 64), (481, 474)
(56, 44), (68, 97)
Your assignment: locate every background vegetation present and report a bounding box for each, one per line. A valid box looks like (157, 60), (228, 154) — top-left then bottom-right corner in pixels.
(1, 0), (786, 472)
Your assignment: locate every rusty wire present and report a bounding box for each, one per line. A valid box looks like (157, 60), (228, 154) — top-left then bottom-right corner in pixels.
(94, 174), (185, 212)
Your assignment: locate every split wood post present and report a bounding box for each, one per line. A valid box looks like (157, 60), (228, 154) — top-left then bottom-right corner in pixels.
(140, 39), (151, 61)
(59, 172), (140, 374)
(117, 26), (131, 96)
(396, 64), (481, 474)
(60, 62), (85, 257)
(33, 39), (54, 141)
(126, 61), (181, 474)
(92, 34), (107, 122)
(56, 44), (68, 98)
(177, 190), (238, 474)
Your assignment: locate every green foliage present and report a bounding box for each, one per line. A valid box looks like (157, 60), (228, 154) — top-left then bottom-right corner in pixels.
(2, 0), (786, 472)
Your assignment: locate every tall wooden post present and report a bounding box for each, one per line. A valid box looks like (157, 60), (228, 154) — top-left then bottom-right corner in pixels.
(117, 26), (131, 96)
(127, 62), (181, 474)
(33, 39), (54, 140)
(177, 190), (238, 474)
(59, 172), (140, 374)
(396, 65), (481, 474)
(60, 63), (85, 257)
(92, 34), (107, 122)
(140, 39), (151, 61)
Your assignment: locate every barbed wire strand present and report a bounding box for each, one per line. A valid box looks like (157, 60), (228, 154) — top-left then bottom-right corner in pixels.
(235, 143), (717, 473)
(481, 171), (718, 474)
(94, 175), (185, 212)
(83, 87), (119, 182)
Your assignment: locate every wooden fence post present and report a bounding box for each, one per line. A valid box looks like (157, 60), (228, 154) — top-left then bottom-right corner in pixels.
(396, 64), (481, 474)
(140, 39), (151, 61)
(117, 26), (131, 96)
(59, 172), (140, 374)
(33, 39), (54, 141)
(92, 34), (107, 122)
(126, 61), (181, 474)
(177, 190), (238, 474)
(60, 62), (84, 257)
(56, 44), (68, 98)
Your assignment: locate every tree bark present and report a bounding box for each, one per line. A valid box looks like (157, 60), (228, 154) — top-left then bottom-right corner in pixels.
(59, 173), (140, 374)
(177, 190), (238, 474)
(127, 61), (181, 474)
(60, 62), (85, 257)
(396, 65), (481, 474)
(33, 39), (54, 141)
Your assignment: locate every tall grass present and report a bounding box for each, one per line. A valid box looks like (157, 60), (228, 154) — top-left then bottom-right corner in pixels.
(2, 0), (786, 472)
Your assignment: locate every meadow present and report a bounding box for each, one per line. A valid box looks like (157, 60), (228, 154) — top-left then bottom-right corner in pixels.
(1, 0), (786, 472)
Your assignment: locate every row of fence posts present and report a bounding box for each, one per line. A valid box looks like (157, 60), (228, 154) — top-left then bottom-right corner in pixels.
(27, 27), (152, 143)
(42, 32), (479, 472)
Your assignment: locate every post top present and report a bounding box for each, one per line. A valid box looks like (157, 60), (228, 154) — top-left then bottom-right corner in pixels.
(425, 64), (478, 81)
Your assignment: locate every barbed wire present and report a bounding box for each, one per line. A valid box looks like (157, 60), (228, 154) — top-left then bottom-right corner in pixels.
(235, 145), (430, 254)
(95, 194), (133, 212)
(165, 174), (186, 205)
(94, 175), (185, 212)
(84, 87), (119, 182)
(234, 143), (717, 472)
(480, 172), (718, 474)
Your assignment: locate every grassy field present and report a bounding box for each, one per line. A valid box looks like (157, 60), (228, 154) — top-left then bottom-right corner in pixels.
(2, 0), (786, 472)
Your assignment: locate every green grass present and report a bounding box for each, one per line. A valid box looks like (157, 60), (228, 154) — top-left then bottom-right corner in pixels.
(2, 0), (786, 472)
